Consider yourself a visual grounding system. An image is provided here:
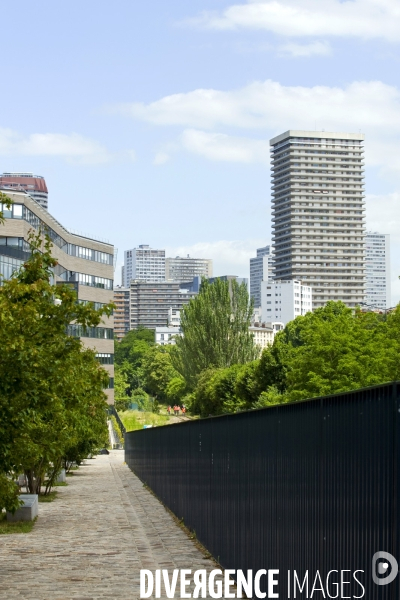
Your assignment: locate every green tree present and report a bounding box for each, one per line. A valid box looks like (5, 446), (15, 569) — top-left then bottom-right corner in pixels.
(0, 232), (111, 508)
(141, 346), (180, 404)
(114, 329), (154, 393)
(254, 301), (399, 403)
(166, 376), (186, 403)
(114, 365), (130, 411)
(0, 191), (12, 226)
(172, 278), (257, 388)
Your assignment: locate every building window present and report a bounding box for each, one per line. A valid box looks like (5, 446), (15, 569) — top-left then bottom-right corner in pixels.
(95, 353), (114, 365)
(67, 325), (114, 339)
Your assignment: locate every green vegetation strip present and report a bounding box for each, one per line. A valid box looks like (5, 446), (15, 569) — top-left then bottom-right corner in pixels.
(0, 513), (37, 535)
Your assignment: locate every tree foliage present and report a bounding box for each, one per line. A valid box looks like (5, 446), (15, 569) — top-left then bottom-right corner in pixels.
(0, 232), (111, 511)
(188, 301), (400, 416)
(172, 278), (257, 388)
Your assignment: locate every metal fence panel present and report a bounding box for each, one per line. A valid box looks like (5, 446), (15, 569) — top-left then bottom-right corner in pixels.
(125, 382), (400, 599)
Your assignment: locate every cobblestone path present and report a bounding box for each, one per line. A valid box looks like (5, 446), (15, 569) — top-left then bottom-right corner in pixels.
(0, 451), (215, 599)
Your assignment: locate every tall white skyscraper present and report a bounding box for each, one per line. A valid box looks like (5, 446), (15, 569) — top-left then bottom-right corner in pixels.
(123, 245), (165, 286)
(270, 130), (366, 309)
(250, 245), (273, 308)
(365, 232), (391, 310)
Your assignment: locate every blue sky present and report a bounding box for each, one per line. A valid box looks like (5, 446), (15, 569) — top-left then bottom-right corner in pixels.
(1, 0), (399, 301)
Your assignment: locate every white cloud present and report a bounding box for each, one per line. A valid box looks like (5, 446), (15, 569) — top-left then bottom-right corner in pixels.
(116, 79), (400, 132)
(186, 0), (400, 42)
(115, 79), (400, 171)
(165, 239), (267, 277)
(181, 129), (270, 163)
(153, 152), (171, 165)
(278, 41), (332, 58)
(0, 128), (112, 165)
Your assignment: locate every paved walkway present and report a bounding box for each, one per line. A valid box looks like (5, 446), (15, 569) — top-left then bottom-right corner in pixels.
(0, 452), (215, 599)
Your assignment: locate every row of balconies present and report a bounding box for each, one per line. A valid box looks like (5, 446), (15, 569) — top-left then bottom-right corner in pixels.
(271, 148), (365, 163)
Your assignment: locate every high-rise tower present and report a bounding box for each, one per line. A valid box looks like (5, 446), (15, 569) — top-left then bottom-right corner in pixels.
(365, 232), (391, 310)
(269, 131), (365, 309)
(123, 245), (165, 286)
(0, 173), (48, 209)
(250, 245), (273, 308)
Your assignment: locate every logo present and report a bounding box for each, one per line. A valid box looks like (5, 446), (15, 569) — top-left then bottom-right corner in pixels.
(372, 552), (398, 585)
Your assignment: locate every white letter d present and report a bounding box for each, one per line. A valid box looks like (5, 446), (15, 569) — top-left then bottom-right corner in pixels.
(140, 570), (154, 598)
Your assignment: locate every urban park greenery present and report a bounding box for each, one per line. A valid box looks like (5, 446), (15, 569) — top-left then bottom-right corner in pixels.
(0, 230), (112, 513)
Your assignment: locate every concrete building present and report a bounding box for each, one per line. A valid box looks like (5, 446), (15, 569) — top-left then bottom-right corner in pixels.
(166, 255), (212, 283)
(249, 325), (274, 351)
(129, 280), (196, 330)
(365, 232), (391, 310)
(0, 190), (115, 403)
(250, 245), (273, 308)
(123, 245), (165, 286)
(155, 326), (182, 346)
(113, 286), (130, 340)
(0, 173), (48, 209)
(168, 307), (181, 327)
(270, 130), (366, 309)
(261, 279), (313, 326)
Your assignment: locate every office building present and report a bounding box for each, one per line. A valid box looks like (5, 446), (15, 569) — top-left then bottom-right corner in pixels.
(129, 280), (196, 330)
(249, 325), (274, 351)
(270, 130), (366, 309)
(261, 279), (313, 326)
(0, 173), (48, 209)
(123, 245), (165, 286)
(166, 255), (212, 283)
(113, 286), (130, 340)
(0, 190), (115, 403)
(250, 245), (273, 308)
(365, 232), (391, 310)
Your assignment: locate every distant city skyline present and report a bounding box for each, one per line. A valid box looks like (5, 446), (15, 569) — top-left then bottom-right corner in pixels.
(0, 1), (398, 302)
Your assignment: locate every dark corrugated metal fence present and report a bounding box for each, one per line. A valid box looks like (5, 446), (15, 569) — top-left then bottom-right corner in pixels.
(125, 382), (400, 599)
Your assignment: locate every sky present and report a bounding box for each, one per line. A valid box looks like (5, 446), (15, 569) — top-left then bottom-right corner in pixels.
(1, 0), (399, 301)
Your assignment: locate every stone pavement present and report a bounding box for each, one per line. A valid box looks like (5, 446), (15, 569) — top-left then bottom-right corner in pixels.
(0, 451), (216, 599)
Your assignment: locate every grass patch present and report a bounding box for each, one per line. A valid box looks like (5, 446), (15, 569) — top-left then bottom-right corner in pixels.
(54, 482), (68, 487)
(119, 409), (172, 432)
(0, 512), (37, 535)
(38, 491), (57, 503)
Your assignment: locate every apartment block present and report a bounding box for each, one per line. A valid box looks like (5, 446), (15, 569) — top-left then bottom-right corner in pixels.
(129, 280), (196, 330)
(0, 172), (48, 209)
(270, 130), (366, 309)
(123, 245), (165, 286)
(113, 286), (130, 340)
(165, 255), (212, 283)
(0, 190), (115, 403)
(249, 325), (274, 351)
(155, 326), (182, 346)
(365, 232), (391, 310)
(261, 279), (313, 326)
(250, 245), (273, 308)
